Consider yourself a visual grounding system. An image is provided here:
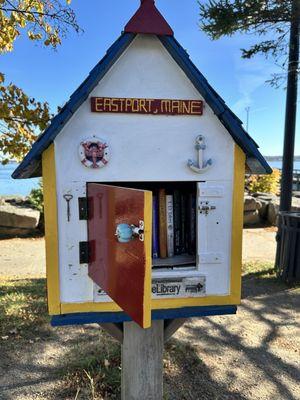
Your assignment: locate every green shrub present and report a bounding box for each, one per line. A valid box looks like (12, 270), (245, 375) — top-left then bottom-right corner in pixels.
(28, 180), (43, 212)
(28, 180), (44, 232)
(245, 168), (280, 195)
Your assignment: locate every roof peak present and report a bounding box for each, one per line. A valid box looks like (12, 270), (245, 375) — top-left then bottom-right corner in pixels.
(124, 0), (173, 36)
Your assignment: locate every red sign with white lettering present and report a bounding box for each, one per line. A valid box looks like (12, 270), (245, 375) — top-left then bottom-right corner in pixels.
(91, 97), (203, 116)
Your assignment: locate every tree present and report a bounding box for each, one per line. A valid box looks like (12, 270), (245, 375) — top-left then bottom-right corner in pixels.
(0, 0), (79, 164)
(198, 0), (295, 85)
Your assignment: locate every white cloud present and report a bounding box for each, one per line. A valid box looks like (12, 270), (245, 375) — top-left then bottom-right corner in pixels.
(232, 56), (276, 114)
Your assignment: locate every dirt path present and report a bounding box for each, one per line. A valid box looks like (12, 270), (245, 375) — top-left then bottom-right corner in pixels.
(1, 229), (299, 400)
(0, 238), (45, 278)
(242, 228), (277, 263)
(0, 228), (277, 279)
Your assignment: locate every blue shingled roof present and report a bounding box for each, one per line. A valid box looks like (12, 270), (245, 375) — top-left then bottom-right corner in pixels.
(12, 32), (271, 179)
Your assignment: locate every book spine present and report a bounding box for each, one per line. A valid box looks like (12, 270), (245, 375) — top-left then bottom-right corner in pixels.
(180, 193), (187, 253)
(158, 189), (167, 259)
(166, 195), (174, 257)
(173, 190), (182, 255)
(152, 194), (159, 259)
(188, 193), (196, 255)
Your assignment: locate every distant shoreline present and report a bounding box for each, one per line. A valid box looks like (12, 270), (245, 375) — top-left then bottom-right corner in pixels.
(265, 156), (300, 162)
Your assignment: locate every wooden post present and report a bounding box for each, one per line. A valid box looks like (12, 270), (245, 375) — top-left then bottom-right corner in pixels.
(121, 320), (164, 400)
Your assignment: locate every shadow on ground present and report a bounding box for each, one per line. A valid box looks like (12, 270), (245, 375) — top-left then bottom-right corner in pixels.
(0, 275), (299, 400)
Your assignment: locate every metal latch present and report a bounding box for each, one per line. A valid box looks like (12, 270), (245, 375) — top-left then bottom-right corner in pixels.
(198, 201), (216, 215)
(79, 241), (89, 264)
(115, 220), (145, 243)
(78, 197), (88, 220)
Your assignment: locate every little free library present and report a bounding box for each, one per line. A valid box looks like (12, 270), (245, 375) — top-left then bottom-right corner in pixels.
(13, 0), (271, 330)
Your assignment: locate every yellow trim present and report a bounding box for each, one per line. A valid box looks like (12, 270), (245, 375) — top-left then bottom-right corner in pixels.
(142, 190), (153, 328)
(61, 302), (121, 314)
(229, 144), (245, 302)
(42, 144), (61, 314)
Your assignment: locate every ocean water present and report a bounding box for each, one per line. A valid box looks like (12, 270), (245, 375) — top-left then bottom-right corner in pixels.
(0, 163), (39, 196)
(0, 160), (299, 196)
(268, 161), (300, 170)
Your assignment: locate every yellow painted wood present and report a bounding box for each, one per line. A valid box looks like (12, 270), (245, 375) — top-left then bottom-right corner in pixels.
(143, 190), (153, 328)
(229, 144), (246, 302)
(61, 302), (122, 314)
(42, 144), (61, 314)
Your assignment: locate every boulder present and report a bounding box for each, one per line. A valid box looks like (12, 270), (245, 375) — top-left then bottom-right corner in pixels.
(253, 192), (277, 202)
(244, 196), (262, 212)
(244, 210), (261, 226)
(0, 203), (40, 234)
(258, 199), (270, 220)
(268, 202), (279, 226)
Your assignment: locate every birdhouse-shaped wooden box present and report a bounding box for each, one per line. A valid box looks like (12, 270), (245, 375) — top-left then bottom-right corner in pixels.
(13, 0), (271, 328)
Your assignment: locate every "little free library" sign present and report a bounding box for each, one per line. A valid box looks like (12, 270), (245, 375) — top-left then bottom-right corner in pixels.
(91, 97), (203, 116)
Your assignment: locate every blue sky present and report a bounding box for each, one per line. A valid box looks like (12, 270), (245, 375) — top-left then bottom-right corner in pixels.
(1, 0), (299, 156)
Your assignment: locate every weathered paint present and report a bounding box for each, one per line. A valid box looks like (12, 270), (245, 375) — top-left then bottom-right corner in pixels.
(42, 144), (60, 314)
(87, 183), (152, 328)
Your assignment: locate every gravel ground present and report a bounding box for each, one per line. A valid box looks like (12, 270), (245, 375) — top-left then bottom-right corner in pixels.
(0, 228), (277, 279)
(0, 229), (299, 400)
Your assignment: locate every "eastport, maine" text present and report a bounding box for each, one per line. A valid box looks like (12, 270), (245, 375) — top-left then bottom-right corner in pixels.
(91, 97), (203, 116)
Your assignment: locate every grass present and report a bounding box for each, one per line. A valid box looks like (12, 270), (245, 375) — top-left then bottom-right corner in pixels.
(0, 277), (48, 339)
(0, 262), (295, 399)
(59, 331), (121, 400)
(242, 261), (276, 278)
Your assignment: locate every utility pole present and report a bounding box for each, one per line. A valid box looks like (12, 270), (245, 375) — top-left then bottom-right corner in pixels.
(276, 0), (300, 273)
(279, 0), (300, 212)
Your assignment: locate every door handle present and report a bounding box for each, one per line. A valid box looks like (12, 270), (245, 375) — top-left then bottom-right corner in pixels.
(115, 220), (145, 243)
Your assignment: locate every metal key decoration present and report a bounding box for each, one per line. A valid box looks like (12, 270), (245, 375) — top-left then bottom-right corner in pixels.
(188, 135), (212, 174)
(63, 194), (73, 222)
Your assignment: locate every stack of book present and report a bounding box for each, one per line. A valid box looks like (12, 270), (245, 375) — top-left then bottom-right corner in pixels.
(152, 189), (196, 259)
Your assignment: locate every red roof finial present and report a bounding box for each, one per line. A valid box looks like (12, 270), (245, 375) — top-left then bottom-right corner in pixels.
(124, 0), (174, 36)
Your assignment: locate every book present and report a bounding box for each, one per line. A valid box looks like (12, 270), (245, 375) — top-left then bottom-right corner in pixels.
(166, 194), (174, 257)
(173, 190), (182, 255)
(187, 193), (196, 255)
(152, 194), (159, 259)
(180, 193), (187, 254)
(158, 189), (167, 258)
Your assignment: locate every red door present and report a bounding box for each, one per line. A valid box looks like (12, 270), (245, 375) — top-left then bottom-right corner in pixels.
(87, 183), (152, 328)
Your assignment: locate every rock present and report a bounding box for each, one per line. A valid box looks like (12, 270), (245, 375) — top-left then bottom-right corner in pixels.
(0, 203), (40, 231)
(258, 199), (270, 220)
(253, 192), (277, 202)
(244, 210), (261, 226)
(268, 202), (279, 226)
(244, 196), (262, 212)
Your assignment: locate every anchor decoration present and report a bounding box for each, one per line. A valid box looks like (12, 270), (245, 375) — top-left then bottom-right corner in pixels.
(187, 135), (212, 174)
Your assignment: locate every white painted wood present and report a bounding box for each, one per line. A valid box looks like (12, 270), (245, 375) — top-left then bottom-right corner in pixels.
(53, 34), (236, 305)
(55, 178), (93, 303)
(54, 35), (235, 185)
(122, 321), (164, 400)
(197, 180), (233, 295)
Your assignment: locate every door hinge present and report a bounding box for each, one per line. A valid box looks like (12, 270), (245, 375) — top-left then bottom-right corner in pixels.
(79, 241), (89, 264)
(78, 197), (88, 220)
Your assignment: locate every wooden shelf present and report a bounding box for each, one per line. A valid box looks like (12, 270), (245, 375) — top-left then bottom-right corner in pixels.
(152, 254), (196, 268)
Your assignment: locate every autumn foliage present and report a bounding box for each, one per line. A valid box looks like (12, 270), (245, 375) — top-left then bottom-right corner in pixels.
(0, 0), (79, 164)
(246, 168), (281, 195)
